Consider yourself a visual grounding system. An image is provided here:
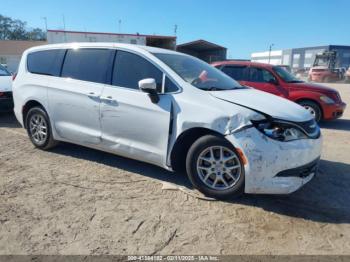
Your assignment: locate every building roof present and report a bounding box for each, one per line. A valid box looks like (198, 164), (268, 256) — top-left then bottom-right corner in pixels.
(22, 42), (182, 56)
(47, 29), (176, 40)
(177, 39), (227, 51)
(0, 40), (47, 55)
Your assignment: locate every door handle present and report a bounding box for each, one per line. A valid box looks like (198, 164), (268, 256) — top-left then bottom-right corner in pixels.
(88, 92), (99, 97)
(101, 96), (116, 103)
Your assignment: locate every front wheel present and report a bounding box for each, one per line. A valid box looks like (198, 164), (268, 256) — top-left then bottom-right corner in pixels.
(186, 135), (245, 199)
(298, 100), (322, 123)
(25, 107), (58, 150)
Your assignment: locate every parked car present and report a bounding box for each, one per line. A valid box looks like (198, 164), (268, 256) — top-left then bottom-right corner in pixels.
(308, 66), (341, 83)
(13, 43), (322, 199)
(213, 61), (346, 122)
(345, 67), (350, 83)
(0, 64), (13, 112)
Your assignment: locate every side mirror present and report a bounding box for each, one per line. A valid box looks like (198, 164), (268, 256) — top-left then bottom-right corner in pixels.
(138, 78), (159, 103)
(139, 78), (157, 94)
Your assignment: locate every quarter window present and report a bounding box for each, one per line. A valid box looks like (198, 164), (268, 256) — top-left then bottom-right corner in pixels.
(164, 77), (178, 92)
(112, 51), (163, 91)
(27, 49), (66, 76)
(61, 49), (113, 84)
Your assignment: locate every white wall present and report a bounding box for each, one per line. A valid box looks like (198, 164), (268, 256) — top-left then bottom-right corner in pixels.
(251, 50), (283, 65)
(47, 31), (147, 45)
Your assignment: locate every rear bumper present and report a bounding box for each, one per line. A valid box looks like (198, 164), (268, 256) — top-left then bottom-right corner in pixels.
(322, 102), (346, 120)
(0, 92), (14, 112)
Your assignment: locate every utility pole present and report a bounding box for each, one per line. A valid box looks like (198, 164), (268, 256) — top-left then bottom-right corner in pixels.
(268, 43), (274, 64)
(174, 24), (178, 36)
(118, 19), (122, 33)
(41, 17), (47, 32)
(62, 14), (66, 30)
(41, 17), (48, 40)
(62, 14), (67, 42)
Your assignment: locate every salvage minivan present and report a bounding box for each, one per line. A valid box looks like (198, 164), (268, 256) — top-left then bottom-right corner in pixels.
(13, 43), (322, 199)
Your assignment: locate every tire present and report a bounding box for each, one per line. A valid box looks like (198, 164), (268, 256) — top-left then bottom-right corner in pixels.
(25, 107), (58, 150)
(323, 76), (331, 83)
(298, 100), (322, 123)
(186, 135), (245, 199)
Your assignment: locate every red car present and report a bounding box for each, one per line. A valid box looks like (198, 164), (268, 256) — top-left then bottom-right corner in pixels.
(212, 61), (346, 122)
(308, 66), (341, 83)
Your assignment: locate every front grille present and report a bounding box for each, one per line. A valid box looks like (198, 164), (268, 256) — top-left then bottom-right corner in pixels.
(276, 158), (320, 178)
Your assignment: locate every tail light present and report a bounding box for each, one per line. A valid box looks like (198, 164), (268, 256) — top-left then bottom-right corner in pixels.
(0, 92), (3, 97)
(12, 72), (17, 81)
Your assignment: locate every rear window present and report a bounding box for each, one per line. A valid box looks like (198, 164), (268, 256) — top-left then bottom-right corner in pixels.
(0, 65), (10, 76)
(61, 48), (113, 84)
(27, 49), (66, 76)
(221, 65), (248, 81)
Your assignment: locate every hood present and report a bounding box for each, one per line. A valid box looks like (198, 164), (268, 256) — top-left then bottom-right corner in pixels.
(0, 76), (12, 92)
(209, 89), (313, 122)
(289, 82), (336, 94)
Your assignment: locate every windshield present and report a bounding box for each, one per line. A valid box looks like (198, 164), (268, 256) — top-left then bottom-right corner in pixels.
(153, 53), (242, 91)
(273, 66), (303, 83)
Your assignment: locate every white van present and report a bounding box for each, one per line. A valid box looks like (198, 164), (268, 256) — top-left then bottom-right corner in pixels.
(12, 43), (322, 199)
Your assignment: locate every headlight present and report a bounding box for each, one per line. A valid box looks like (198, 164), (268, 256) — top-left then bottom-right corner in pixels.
(320, 95), (335, 104)
(252, 120), (307, 142)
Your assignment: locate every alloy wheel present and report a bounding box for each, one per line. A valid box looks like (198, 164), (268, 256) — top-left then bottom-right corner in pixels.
(196, 146), (241, 191)
(29, 114), (48, 145)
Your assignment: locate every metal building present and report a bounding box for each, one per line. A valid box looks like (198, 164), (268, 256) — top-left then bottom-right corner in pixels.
(251, 45), (350, 71)
(176, 40), (227, 63)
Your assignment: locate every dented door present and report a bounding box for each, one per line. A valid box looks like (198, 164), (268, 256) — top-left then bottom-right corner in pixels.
(100, 86), (172, 166)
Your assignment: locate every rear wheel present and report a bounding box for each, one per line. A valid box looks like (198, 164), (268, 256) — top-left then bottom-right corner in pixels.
(25, 107), (58, 150)
(298, 100), (322, 122)
(186, 135), (245, 199)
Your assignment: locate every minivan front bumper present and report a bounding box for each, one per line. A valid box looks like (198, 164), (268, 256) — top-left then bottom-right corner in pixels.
(226, 126), (322, 194)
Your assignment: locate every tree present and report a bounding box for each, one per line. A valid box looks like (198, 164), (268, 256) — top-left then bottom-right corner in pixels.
(0, 14), (46, 40)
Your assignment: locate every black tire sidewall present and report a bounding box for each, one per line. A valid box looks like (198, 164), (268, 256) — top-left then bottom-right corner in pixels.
(186, 135), (245, 199)
(26, 107), (53, 149)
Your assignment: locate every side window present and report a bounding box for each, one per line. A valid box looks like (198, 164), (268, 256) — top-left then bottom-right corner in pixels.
(222, 66), (248, 81)
(164, 77), (178, 93)
(61, 49), (113, 84)
(112, 51), (163, 91)
(27, 49), (66, 76)
(248, 67), (276, 83)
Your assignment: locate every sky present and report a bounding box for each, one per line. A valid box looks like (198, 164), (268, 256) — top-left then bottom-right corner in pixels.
(1, 0), (350, 59)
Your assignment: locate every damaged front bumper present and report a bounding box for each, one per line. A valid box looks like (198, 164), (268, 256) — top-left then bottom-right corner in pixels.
(226, 126), (322, 194)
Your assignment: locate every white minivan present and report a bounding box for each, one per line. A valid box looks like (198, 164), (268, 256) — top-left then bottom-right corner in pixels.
(13, 43), (322, 199)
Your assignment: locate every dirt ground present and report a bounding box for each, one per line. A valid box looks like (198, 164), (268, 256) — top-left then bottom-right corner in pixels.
(0, 83), (349, 255)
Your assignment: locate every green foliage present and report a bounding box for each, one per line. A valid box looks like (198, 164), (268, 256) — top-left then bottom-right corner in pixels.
(0, 14), (46, 40)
